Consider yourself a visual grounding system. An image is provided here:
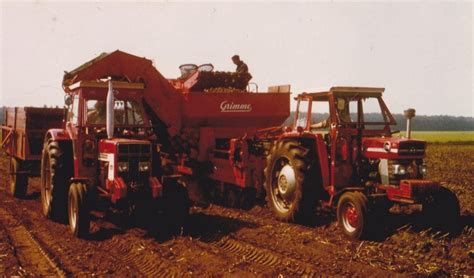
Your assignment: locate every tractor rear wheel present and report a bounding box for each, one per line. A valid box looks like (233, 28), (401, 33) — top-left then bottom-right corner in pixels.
(162, 181), (190, 236)
(422, 186), (460, 232)
(68, 182), (90, 238)
(337, 191), (371, 240)
(9, 157), (28, 198)
(40, 139), (73, 222)
(264, 140), (317, 222)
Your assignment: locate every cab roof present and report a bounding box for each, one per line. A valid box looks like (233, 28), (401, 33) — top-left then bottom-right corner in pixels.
(68, 80), (145, 91)
(296, 87), (385, 101)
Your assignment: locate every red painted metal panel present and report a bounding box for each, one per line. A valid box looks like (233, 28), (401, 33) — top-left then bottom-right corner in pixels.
(149, 177), (163, 198)
(47, 128), (70, 142)
(182, 92), (290, 128)
(315, 134), (330, 188)
(385, 179), (439, 201)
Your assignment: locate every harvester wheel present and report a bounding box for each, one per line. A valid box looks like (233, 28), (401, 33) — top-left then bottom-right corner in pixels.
(422, 186), (460, 232)
(40, 139), (73, 222)
(162, 181), (190, 236)
(264, 140), (317, 222)
(9, 157), (28, 198)
(68, 182), (90, 238)
(337, 191), (371, 240)
(225, 185), (241, 208)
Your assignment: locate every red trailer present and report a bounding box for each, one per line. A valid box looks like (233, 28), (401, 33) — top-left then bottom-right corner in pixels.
(1, 107), (63, 197)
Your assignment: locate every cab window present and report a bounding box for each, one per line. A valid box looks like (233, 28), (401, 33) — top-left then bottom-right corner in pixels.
(86, 99), (146, 126)
(296, 99), (310, 129)
(70, 95), (79, 125)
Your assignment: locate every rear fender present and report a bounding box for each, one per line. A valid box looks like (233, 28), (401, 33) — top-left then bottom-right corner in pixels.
(291, 134), (330, 191)
(313, 134), (330, 189)
(45, 129), (71, 142)
(43, 129), (74, 179)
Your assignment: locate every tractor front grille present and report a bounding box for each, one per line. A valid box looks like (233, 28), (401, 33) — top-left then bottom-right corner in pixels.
(387, 159), (422, 185)
(117, 143), (151, 188)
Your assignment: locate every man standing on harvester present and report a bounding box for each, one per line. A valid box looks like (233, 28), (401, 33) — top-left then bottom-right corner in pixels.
(232, 55), (252, 86)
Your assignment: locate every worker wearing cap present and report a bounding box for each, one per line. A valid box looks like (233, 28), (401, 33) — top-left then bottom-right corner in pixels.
(232, 55), (252, 88)
(232, 55), (249, 74)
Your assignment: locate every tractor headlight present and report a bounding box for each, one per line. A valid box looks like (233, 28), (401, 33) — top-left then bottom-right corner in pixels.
(118, 162), (129, 172)
(139, 161), (151, 172)
(393, 164), (407, 175)
(383, 141), (391, 152)
(83, 139), (96, 153)
(419, 164), (427, 176)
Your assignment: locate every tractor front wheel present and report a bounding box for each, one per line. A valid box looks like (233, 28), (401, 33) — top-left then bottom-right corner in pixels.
(162, 181), (190, 236)
(68, 182), (90, 238)
(9, 157), (28, 198)
(337, 191), (371, 240)
(422, 186), (460, 232)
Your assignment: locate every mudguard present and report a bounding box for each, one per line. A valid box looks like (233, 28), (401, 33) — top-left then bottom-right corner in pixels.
(45, 129), (71, 142)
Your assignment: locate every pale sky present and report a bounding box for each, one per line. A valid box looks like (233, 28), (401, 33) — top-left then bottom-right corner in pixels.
(1, 1), (472, 116)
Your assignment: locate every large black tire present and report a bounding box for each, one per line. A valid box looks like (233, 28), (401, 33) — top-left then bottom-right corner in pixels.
(40, 139), (73, 222)
(264, 140), (318, 222)
(162, 181), (190, 236)
(68, 182), (90, 238)
(422, 186), (460, 232)
(337, 191), (371, 240)
(9, 157), (28, 198)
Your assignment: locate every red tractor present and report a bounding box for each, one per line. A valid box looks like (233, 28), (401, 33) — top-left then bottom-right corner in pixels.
(263, 87), (460, 239)
(2, 55), (191, 238)
(42, 78), (190, 238)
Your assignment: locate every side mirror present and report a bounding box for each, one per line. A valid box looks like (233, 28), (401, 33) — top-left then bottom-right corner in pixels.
(64, 94), (73, 106)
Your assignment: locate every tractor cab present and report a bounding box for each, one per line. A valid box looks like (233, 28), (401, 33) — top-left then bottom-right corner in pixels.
(293, 87), (401, 189)
(294, 87), (396, 136)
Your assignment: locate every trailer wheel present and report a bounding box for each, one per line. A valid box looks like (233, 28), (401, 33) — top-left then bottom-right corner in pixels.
(337, 191), (371, 240)
(9, 157), (28, 198)
(68, 182), (90, 238)
(264, 140), (317, 222)
(422, 186), (460, 232)
(40, 139), (73, 222)
(162, 181), (190, 236)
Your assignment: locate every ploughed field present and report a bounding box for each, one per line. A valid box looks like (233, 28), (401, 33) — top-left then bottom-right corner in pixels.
(0, 145), (472, 276)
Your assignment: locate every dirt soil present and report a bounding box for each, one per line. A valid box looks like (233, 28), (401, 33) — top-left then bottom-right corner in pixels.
(0, 144), (472, 277)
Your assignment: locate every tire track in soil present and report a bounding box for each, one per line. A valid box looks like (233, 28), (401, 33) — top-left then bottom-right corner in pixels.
(0, 220), (23, 276)
(201, 232), (318, 277)
(0, 206), (66, 276)
(197, 205), (404, 275)
(0, 187), (143, 276)
(204, 205), (471, 275)
(192, 206), (369, 276)
(98, 232), (185, 277)
(1, 184), (261, 276)
(105, 225), (275, 276)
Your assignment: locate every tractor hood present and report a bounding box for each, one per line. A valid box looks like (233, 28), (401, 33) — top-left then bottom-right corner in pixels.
(98, 138), (151, 155)
(362, 137), (426, 159)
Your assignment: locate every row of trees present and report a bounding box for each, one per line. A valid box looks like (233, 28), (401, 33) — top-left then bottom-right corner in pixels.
(0, 107), (473, 131)
(284, 112), (474, 131)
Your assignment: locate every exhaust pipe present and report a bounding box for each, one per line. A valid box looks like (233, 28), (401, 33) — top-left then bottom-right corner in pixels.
(403, 108), (416, 139)
(106, 77), (115, 139)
